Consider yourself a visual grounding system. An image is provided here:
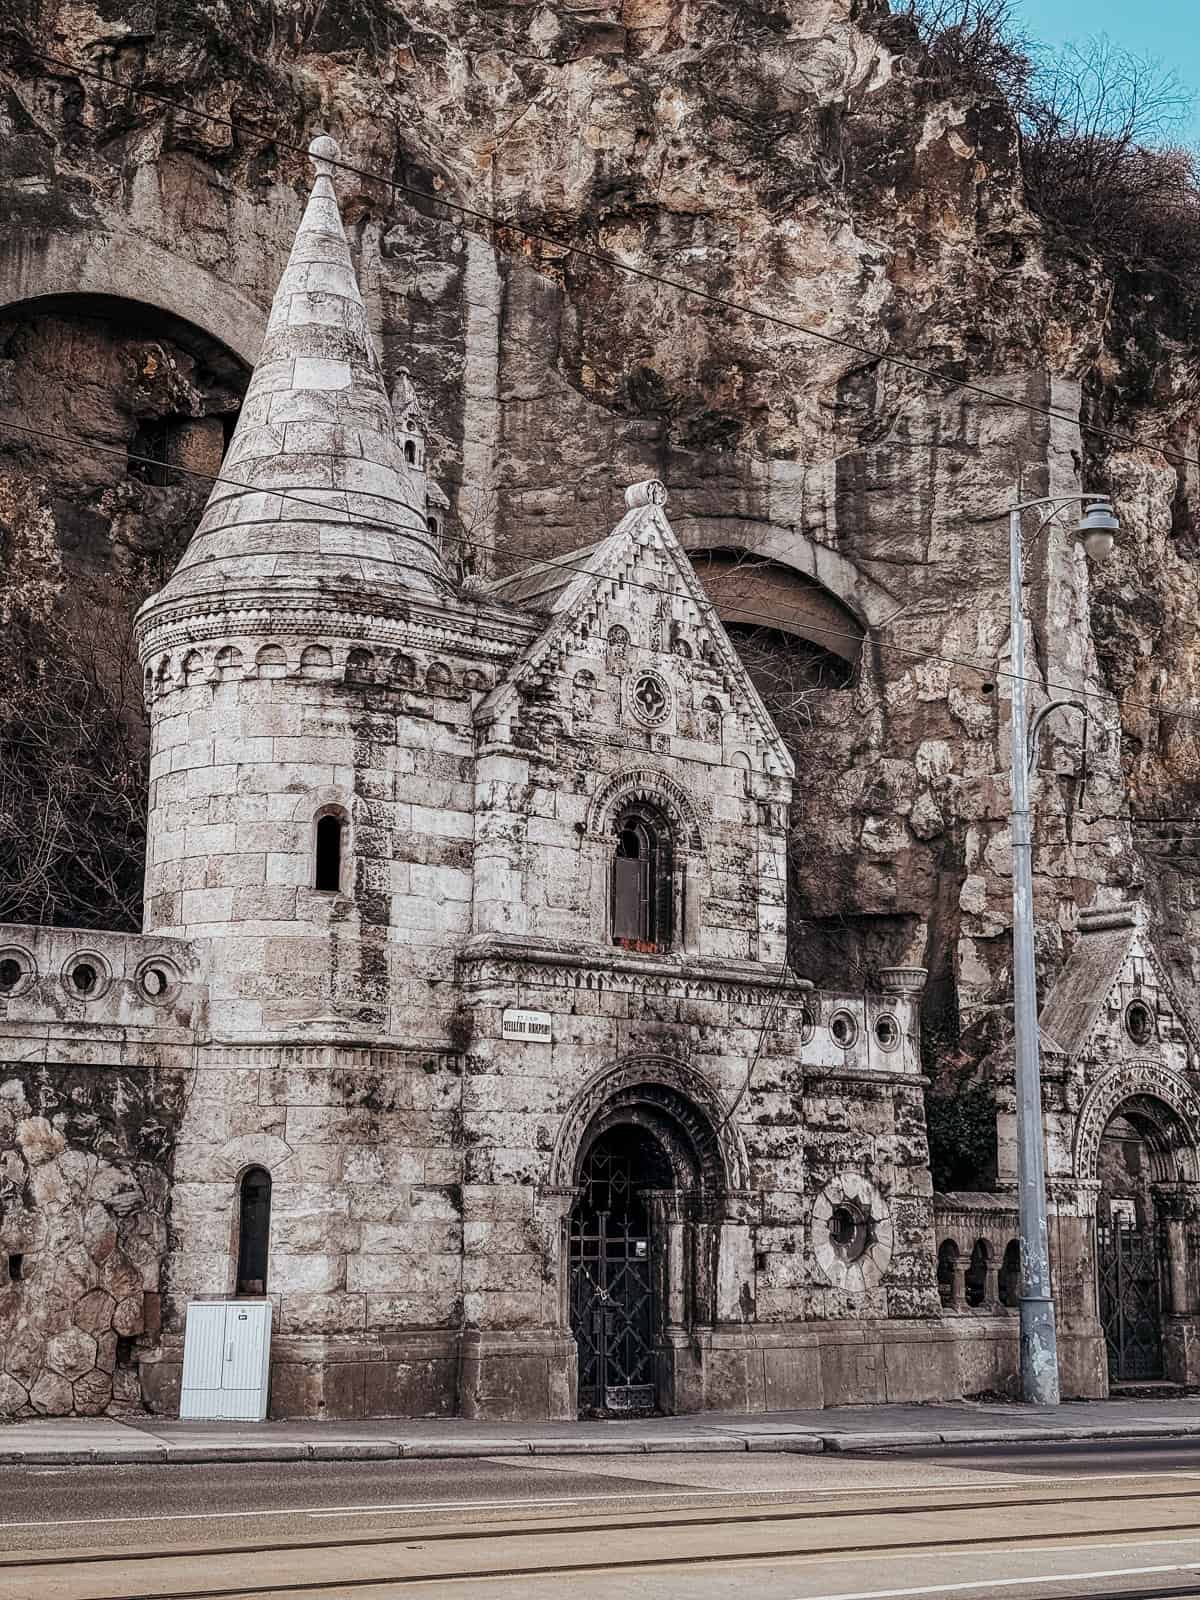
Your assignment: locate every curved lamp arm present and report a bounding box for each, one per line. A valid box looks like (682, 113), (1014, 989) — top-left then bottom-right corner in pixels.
(1026, 697), (1087, 781)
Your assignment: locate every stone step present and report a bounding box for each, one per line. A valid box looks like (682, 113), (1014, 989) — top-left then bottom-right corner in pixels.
(1109, 1380), (1196, 1401)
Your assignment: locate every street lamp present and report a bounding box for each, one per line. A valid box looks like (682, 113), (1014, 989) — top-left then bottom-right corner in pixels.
(998, 490), (1119, 1406)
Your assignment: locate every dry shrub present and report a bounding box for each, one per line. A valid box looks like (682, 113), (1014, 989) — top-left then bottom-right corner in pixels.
(898, 0), (1032, 104)
(0, 580), (148, 930)
(1021, 40), (1200, 266)
(902, 5), (1200, 274)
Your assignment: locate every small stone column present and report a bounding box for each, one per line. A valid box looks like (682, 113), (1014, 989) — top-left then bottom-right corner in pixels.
(1154, 1183), (1199, 1317)
(534, 1185), (581, 1330)
(984, 1256), (1001, 1310)
(714, 1191), (759, 1324)
(645, 1190), (689, 1331)
(949, 1260), (968, 1312)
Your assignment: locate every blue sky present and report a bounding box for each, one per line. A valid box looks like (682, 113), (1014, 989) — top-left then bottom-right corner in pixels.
(1012, 0), (1200, 141)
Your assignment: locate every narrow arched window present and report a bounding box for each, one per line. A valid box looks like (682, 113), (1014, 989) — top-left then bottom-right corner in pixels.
(611, 803), (673, 952)
(236, 1167), (272, 1295)
(314, 812), (345, 893)
(404, 439), (416, 464)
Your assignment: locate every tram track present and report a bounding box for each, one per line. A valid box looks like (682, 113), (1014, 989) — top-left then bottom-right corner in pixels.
(5, 1476), (1200, 1566)
(9, 1480), (1200, 1600)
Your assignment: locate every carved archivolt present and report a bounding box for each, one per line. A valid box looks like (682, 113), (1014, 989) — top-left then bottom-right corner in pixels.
(1073, 1062), (1200, 1182)
(549, 1055), (748, 1192)
(586, 768), (704, 850)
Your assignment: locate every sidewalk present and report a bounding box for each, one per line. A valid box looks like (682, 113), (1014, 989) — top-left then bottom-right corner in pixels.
(4, 1398), (1200, 1467)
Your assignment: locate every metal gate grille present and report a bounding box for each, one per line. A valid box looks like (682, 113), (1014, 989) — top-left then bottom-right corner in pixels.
(569, 1130), (663, 1416)
(1097, 1221), (1164, 1382)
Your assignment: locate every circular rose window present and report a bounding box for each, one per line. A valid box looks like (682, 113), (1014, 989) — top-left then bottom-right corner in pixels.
(629, 670), (672, 727)
(1125, 1000), (1156, 1046)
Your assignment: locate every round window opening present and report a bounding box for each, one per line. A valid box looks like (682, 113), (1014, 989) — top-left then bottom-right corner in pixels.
(830, 1010), (858, 1049)
(0, 957), (22, 993)
(828, 1203), (870, 1263)
(797, 1005), (816, 1045)
(874, 1014), (901, 1051)
(629, 670), (671, 727)
(1125, 1000), (1156, 1046)
(143, 967), (169, 998)
(71, 963), (98, 996)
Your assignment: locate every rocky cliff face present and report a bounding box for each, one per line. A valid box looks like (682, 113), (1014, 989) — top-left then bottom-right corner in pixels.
(3, 1), (1200, 1070)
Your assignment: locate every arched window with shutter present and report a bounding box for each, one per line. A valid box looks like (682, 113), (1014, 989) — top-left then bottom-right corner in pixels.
(611, 803), (673, 953)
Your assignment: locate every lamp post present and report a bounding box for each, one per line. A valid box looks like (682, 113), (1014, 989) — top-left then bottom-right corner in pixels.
(999, 491), (1119, 1406)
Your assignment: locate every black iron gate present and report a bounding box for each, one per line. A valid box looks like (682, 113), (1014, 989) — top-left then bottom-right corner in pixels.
(569, 1131), (660, 1416)
(1097, 1220), (1164, 1382)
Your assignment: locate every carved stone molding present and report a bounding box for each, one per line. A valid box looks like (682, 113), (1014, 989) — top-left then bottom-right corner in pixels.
(1072, 1062), (1200, 1182)
(584, 766), (705, 850)
(548, 1054), (750, 1192)
(456, 942), (810, 1008)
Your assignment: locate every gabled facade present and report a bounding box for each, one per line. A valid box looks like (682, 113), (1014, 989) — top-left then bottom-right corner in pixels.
(934, 904), (1200, 1400)
(0, 138), (959, 1422)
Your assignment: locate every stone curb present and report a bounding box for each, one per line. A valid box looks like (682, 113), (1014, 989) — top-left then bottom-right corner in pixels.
(3, 1419), (1200, 1468)
(824, 1420), (1200, 1452)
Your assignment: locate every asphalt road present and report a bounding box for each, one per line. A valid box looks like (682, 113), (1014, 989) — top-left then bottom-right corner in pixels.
(4, 1438), (1200, 1599)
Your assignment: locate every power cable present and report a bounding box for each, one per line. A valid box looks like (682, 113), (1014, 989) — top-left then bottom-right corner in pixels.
(5, 411), (1197, 740)
(12, 45), (1200, 478)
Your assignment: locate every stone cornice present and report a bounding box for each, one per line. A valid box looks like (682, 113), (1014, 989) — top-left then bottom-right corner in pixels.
(200, 1040), (461, 1069)
(455, 935), (812, 1005)
(932, 1193), (1019, 1225)
(802, 1065), (928, 1088)
(136, 583), (537, 663)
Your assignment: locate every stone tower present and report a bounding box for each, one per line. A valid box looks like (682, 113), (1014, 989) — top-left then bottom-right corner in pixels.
(134, 136), (465, 1036)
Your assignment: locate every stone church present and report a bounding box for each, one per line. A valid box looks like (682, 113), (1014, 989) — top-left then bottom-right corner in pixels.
(1, 138), (1199, 1421)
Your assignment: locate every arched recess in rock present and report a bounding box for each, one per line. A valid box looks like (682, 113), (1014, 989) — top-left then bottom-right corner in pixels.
(673, 516), (897, 670)
(0, 291), (249, 496)
(0, 291), (250, 564)
(0, 229), (265, 366)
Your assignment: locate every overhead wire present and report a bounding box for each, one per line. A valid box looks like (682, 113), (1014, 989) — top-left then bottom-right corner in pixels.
(4, 409), (1198, 743)
(4, 51), (1200, 753)
(10, 44), (1200, 477)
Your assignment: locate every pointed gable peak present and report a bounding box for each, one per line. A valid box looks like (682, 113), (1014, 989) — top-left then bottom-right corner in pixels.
(147, 133), (449, 613)
(481, 479), (795, 780)
(1039, 903), (1200, 1062)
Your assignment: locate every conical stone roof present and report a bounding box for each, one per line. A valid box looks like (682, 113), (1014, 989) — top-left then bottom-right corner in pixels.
(150, 134), (448, 608)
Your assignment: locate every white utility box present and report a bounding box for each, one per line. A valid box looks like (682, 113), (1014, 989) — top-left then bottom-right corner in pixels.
(179, 1299), (272, 1421)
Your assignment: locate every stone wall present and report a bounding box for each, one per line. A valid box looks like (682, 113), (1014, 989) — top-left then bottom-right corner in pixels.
(144, 1041), (465, 1420)
(0, 926), (200, 1417)
(137, 611), (533, 1035)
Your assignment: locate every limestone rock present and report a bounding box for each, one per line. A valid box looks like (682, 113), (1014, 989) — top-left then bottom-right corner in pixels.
(29, 1370), (73, 1415)
(46, 1328), (97, 1383)
(74, 1288), (116, 1334)
(73, 1369), (113, 1416)
(0, 1375), (28, 1416)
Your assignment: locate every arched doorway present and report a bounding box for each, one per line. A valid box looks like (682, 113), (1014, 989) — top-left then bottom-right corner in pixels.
(1096, 1104), (1171, 1382)
(556, 1059), (749, 1418)
(1072, 1067), (1200, 1394)
(569, 1125), (673, 1415)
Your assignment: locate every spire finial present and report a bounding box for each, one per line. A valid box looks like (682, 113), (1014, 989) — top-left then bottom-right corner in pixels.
(309, 132), (341, 180)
